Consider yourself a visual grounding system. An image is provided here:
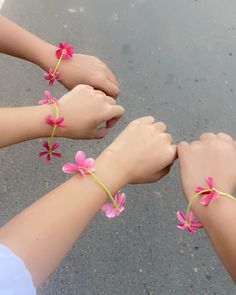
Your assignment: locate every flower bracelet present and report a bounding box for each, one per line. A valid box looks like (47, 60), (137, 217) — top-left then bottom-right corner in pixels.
(62, 150), (126, 218)
(37, 90), (64, 161)
(176, 177), (236, 233)
(37, 42), (74, 160)
(44, 42), (74, 86)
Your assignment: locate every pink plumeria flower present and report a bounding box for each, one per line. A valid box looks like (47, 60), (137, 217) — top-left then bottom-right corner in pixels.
(46, 114), (64, 127)
(176, 210), (202, 233)
(56, 42), (74, 59)
(195, 176), (219, 206)
(44, 69), (60, 86)
(101, 192), (126, 218)
(38, 90), (59, 105)
(62, 151), (95, 176)
(38, 141), (61, 161)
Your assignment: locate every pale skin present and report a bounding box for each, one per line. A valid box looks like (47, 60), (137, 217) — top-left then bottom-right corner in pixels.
(0, 116), (177, 287)
(0, 85), (124, 148)
(0, 16), (119, 97)
(178, 132), (236, 282)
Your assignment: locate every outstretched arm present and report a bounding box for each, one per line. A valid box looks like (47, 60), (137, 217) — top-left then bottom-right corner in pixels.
(0, 85), (124, 148)
(0, 116), (176, 287)
(178, 133), (236, 282)
(0, 16), (119, 96)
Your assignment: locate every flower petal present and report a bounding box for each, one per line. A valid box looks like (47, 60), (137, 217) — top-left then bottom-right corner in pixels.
(62, 163), (79, 173)
(46, 114), (55, 125)
(46, 154), (51, 161)
(42, 141), (50, 151)
(177, 224), (186, 229)
(55, 116), (64, 126)
(117, 206), (125, 215)
(194, 186), (205, 193)
(44, 90), (51, 99)
(38, 99), (49, 105)
(200, 194), (212, 206)
(187, 226), (198, 233)
(38, 151), (48, 158)
(191, 221), (203, 228)
(205, 177), (214, 188)
(212, 190), (219, 200)
(188, 210), (196, 221)
(176, 210), (186, 223)
(83, 158), (95, 169)
(105, 208), (118, 218)
(51, 142), (60, 151)
(101, 202), (113, 213)
(75, 151), (86, 166)
(115, 192), (126, 207)
(52, 152), (62, 158)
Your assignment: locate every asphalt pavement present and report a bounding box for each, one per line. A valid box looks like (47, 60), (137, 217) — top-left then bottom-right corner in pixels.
(0, 0), (236, 294)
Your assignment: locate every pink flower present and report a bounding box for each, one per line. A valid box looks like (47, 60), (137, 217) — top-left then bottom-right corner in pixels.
(44, 69), (60, 86)
(38, 90), (59, 105)
(101, 192), (126, 218)
(38, 141), (61, 161)
(56, 42), (74, 59)
(62, 151), (95, 175)
(195, 176), (219, 206)
(177, 210), (202, 233)
(46, 114), (64, 127)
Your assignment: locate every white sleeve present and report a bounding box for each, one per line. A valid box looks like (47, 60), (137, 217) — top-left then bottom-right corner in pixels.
(0, 244), (36, 295)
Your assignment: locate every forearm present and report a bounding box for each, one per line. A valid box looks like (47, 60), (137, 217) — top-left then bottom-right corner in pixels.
(0, 152), (126, 287)
(191, 195), (236, 282)
(0, 16), (56, 70)
(0, 105), (52, 147)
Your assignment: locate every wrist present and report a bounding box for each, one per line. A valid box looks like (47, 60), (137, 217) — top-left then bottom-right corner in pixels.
(36, 42), (58, 71)
(95, 151), (128, 193)
(32, 104), (54, 138)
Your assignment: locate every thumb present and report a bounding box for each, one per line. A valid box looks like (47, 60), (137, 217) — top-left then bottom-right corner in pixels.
(91, 127), (108, 139)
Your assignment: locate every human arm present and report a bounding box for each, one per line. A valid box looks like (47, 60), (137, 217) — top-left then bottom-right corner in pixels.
(0, 16), (119, 96)
(178, 133), (236, 282)
(0, 85), (124, 148)
(0, 116), (176, 287)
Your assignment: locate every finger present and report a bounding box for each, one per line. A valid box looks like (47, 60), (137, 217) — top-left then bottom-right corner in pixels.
(106, 116), (121, 128)
(190, 140), (200, 146)
(105, 96), (116, 105)
(153, 121), (167, 132)
(91, 127), (108, 139)
(171, 145), (178, 160)
(135, 116), (155, 124)
(106, 68), (119, 87)
(105, 105), (125, 120)
(160, 132), (173, 144)
(217, 132), (233, 142)
(199, 132), (216, 141)
(95, 80), (119, 98)
(159, 145), (177, 169)
(177, 141), (190, 156)
(75, 84), (94, 92)
(94, 90), (106, 96)
(167, 145), (178, 164)
(156, 165), (173, 180)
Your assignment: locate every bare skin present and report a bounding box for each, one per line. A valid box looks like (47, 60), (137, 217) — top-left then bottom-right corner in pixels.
(0, 16), (119, 97)
(0, 85), (124, 148)
(178, 132), (236, 282)
(0, 116), (176, 287)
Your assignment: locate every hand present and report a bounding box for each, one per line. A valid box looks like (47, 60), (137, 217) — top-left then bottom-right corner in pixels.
(55, 85), (124, 139)
(98, 116), (177, 185)
(59, 54), (119, 97)
(178, 133), (236, 201)
(40, 45), (119, 97)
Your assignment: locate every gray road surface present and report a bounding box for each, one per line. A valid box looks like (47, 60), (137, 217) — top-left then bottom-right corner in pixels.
(0, 0), (236, 294)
